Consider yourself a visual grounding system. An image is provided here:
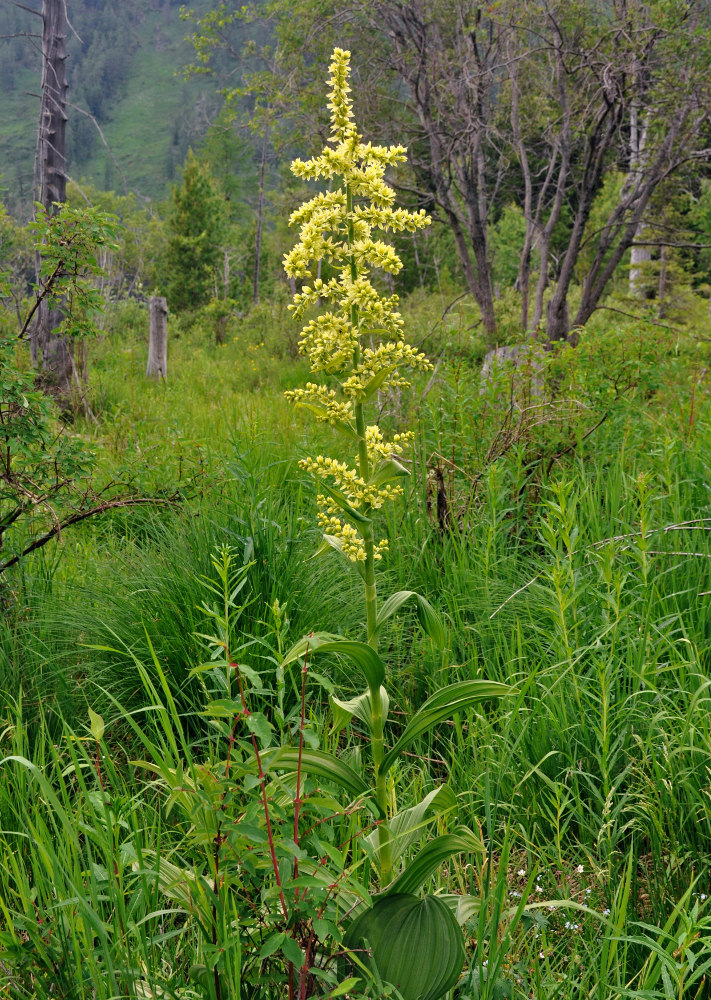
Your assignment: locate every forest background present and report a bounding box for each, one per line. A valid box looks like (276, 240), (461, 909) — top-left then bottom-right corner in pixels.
(2, 2), (711, 999)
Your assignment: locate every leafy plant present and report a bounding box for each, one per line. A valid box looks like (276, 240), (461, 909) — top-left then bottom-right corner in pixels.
(1, 206), (181, 577)
(130, 48), (512, 1000)
(24, 203), (120, 343)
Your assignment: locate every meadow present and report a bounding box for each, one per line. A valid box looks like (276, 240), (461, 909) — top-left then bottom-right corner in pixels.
(1, 284), (711, 999)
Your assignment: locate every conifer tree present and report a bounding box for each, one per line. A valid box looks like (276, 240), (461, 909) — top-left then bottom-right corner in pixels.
(165, 150), (224, 311)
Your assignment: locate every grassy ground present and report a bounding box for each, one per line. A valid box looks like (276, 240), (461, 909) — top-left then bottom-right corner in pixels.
(1, 296), (711, 998)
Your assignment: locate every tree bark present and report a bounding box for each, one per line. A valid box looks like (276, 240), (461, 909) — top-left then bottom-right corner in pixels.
(146, 296), (168, 379)
(34, 0), (72, 393)
(376, 1), (498, 341)
(253, 126), (269, 306)
(657, 243), (668, 317)
(572, 107), (689, 331)
(545, 95), (623, 342)
(628, 90), (651, 298)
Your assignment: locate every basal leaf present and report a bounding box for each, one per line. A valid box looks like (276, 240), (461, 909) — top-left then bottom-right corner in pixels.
(380, 680), (512, 773)
(384, 829), (484, 896)
(343, 893), (465, 1000)
(373, 590), (447, 648)
(364, 783), (457, 866)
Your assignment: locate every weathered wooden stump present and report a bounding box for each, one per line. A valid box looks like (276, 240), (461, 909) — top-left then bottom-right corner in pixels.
(146, 296), (168, 379)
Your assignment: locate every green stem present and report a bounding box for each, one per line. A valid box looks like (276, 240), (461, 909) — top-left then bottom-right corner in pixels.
(347, 181), (392, 884)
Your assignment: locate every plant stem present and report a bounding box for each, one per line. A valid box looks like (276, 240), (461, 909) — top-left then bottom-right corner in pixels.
(293, 642), (310, 898)
(232, 665), (289, 923)
(346, 181), (393, 884)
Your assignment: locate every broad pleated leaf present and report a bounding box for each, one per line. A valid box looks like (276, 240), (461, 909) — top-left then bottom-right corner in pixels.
(385, 830), (484, 896)
(373, 590), (447, 647)
(343, 893), (465, 1000)
(281, 635), (386, 694)
(380, 680), (512, 773)
(437, 894), (482, 926)
(364, 783), (457, 866)
(261, 746), (368, 798)
(331, 686), (389, 733)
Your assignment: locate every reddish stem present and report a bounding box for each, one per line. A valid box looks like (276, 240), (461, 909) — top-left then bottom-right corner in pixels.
(293, 640), (311, 898)
(299, 923), (316, 999)
(233, 664), (290, 922)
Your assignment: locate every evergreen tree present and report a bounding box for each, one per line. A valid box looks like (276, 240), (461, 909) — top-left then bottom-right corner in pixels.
(165, 150), (224, 311)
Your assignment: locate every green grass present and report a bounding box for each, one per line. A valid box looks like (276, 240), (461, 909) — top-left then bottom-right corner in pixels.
(2, 297), (711, 998)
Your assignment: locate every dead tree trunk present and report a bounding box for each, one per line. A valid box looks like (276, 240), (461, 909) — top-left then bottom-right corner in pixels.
(252, 126), (269, 306)
(146, 296), (168, 379)
(34, 0), (72, 394)
(628, 90), (651, 298)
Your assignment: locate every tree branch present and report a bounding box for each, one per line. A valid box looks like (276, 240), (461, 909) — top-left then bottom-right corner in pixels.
(0, 496), (181, 575)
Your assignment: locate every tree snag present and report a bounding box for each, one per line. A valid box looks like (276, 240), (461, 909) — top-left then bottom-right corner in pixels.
(33, 0), (71, 393)
(146, 296), (168, 379)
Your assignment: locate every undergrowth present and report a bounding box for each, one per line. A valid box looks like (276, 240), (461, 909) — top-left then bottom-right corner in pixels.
(1, 291), (711, 998)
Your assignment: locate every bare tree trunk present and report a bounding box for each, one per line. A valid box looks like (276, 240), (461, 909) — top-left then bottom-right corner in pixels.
(546, 96), (623, 342)
(146, 296), (168, 379)
(628, 94), (651, 298)
(629, 242), (652, 297)
(252, 126), (269, 306)
(572, 108), (688, 332)
(34, 0), (71, 394)
(377, 1), (498, 341)
(509, 43), (533, 332)
(657, 243), (668, 317)
(530, 34), (572, 336)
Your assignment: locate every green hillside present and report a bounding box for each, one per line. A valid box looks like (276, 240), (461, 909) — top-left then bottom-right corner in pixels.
(0, 0), (237, 208)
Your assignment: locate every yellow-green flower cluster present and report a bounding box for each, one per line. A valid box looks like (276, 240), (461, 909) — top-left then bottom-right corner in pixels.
(284, 47), (431, 563)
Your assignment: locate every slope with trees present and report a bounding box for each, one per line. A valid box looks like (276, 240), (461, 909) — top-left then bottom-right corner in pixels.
(186, 0), (711, 342)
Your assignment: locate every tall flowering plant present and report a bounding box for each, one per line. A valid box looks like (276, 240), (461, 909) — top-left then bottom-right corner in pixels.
(284, 47), (431, 619)
(276, 48), (511, 999)
(146, 50), (511, 1000)
(284, 46), (439, 881)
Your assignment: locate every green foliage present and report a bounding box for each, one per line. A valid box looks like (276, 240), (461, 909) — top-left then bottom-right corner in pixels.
(0, 199), (32, 331)
(490, 204), (526, 289)
(1, 205), (120, 572)
(343, 893), (465, 1000)
(1, 292), (711, 997)
(66, 181), (169, 298)
(28, 203), (121, 341)
(0, 333), (96, 568)
(165, 150), (226, 311)
(2, 19), (711, 1000)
